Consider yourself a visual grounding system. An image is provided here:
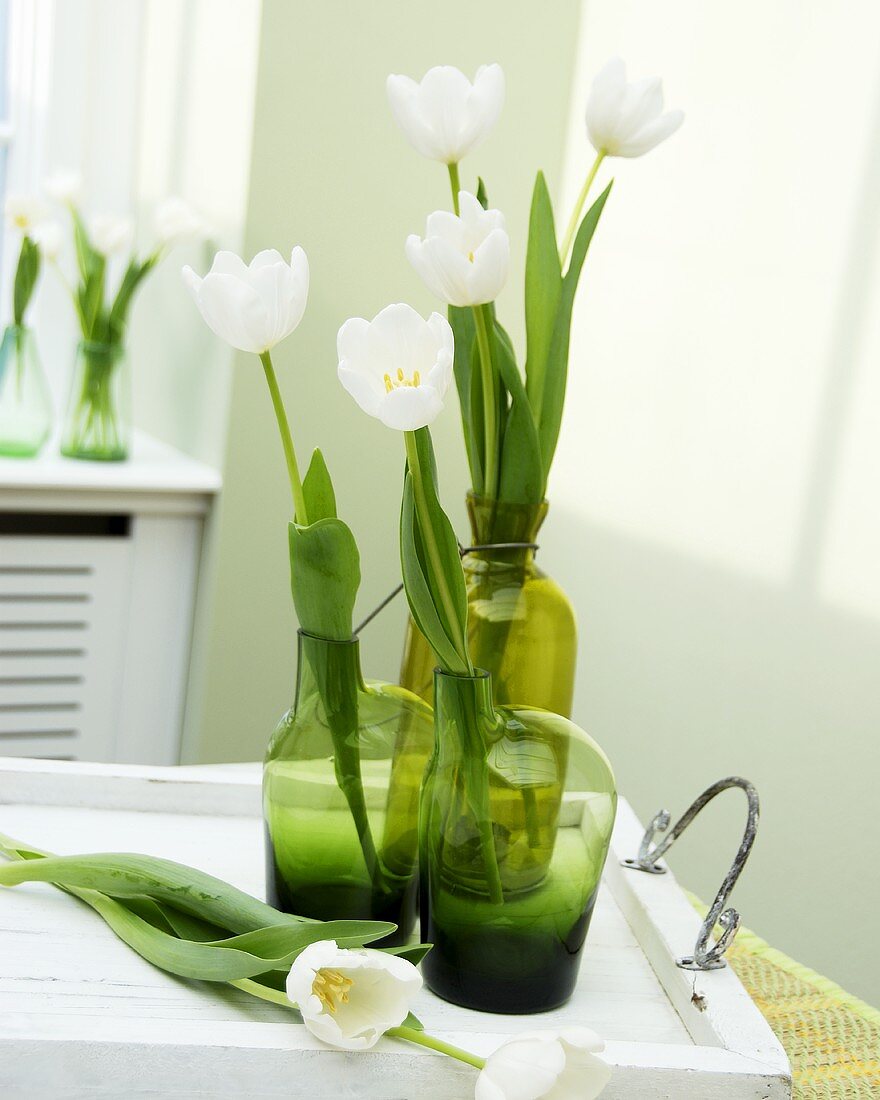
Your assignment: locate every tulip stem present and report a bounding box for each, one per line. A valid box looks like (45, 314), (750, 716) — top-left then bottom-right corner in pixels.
(404, 429), (472, 674)
(559, 150), (605, 270)
(260, 350), (309, 525)
(472, 304), (499, 500)
(388, 1025), (486, 1070)
(230, 978), (294, 1008)
(447, 163), (461, 214)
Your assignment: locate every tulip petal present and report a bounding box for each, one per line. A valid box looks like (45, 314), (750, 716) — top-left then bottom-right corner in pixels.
(209, 250), (249, 278)
(188, 271), (271, 353)
(380, 385), (443, 431)
(619, 108), (685, 157)
(467, 227), (510, 305)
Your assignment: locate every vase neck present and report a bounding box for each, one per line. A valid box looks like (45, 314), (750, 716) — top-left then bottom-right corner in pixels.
(294, 629), (365, 707)
(432, 668), (499, 756)
(466, 493), (548, 561)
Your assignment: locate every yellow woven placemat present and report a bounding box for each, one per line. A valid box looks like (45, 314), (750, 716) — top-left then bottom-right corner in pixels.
(692, 898), (880, 1098)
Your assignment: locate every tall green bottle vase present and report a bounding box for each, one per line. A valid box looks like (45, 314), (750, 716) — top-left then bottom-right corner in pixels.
(400, 494), (577, 715)
(419, 668), (616, 1013)
(263, 630), (433, 946)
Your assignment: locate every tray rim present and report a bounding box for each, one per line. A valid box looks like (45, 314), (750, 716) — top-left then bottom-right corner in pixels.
(0, 756), (791, 1097)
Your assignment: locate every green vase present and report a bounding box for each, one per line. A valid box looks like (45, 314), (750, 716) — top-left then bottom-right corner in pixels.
(0, 325), (52, 457)
(420, 668), (616, 1013)
(400, 494), (577, 715)
(61, 340), (130, 461)
(263, 630), (433, 946)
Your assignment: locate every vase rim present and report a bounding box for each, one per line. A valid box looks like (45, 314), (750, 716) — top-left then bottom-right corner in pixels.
(433, 666), (491, 682)
(297, 627), (358, 648)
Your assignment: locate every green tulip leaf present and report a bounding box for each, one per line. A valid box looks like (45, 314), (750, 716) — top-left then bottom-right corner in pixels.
(288, 515), (360, 641)
(12, 236), (41, 327)
(301, 448), (337, 522)
(494, 321), (544, 505)
(524, 171), (563, 425)
(537, 182), (612, 478)
(448, 305), (482, 492)
(0, 851), (311, 934)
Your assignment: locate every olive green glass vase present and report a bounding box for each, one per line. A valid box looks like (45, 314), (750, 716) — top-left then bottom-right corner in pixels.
(263, 630), (433, 946)
(400, 494), (576, 714)
(420, 668), (616, 1013)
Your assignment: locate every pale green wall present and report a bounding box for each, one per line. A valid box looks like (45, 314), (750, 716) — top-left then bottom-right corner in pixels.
(192, 0), (582, 759)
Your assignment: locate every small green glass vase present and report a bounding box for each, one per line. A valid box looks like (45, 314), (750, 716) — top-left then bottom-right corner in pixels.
(0, 324), (52, 458)
(420, 668), (616, 1013)
(400, 494), (577, 715)
(61, 340), (130, 461)
(263, 630), (433, 946)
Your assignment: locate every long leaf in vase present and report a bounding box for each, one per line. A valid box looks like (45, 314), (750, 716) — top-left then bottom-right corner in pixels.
(448, 305), (483, 494)
(524, 171), (563, 423)
(536, 182), (612, 478)
(493, 320), (544, 506)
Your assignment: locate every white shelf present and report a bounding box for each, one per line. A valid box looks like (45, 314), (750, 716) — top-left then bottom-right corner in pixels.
(0, 430), (221, 514)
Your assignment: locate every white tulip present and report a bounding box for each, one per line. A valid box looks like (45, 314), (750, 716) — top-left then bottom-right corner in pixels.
(154, 196), (203, 247)
(387, 64), (504, 164)
(337, 303), (453, 431)
(44, 169), (83, 205)
(406, 191), (509, 308)
(183, 247), (309, 354)
(5, 195), (46, 233)
(475, 1028), (612, 1100)
(286, 939), (422, 1051)
(90, 214), (134, 256)
(586, 57), (683, 159)
(32, 220), (63, 261)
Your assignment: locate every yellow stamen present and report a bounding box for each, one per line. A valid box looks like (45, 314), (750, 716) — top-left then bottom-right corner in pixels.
(383, 367), (422, 391)
(312, 968), (353, 1014)
(467, 250), (475, 262)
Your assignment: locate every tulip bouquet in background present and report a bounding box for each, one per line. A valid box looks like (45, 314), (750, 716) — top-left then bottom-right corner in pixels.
(392, 59), (683, 712)
(185, 251), (434, 945)
(46, 172), (203, 461)
(0, 831), (613, 1098)
(0, 198), (59, 456)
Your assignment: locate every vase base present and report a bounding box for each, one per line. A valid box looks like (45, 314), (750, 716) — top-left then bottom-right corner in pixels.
(265, 837), (416, 949)
(420, 885), (598, 1014)
(0, 442), (46, 458)
(61, 446), (128, 462)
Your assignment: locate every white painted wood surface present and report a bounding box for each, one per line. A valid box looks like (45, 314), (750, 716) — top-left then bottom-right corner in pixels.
(0, 434), (220, 765)
(0, 759), (791, 1098)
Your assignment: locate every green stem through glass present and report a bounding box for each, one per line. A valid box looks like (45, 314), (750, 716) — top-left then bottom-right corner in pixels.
(559, 150), (605, 270)
(260, 350), (309, 524)
(471, 305), (498, 501)
(447, 163), (461, 214)
(403, 430), (472, 675)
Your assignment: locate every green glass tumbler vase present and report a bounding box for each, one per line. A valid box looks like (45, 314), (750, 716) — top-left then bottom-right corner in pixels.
(419, 668), (616, 1013)
(0, 324), (52, 457)
(61, 339), (130, 461)
(401, 494), (577, 715)
(263, 630), (433, 946)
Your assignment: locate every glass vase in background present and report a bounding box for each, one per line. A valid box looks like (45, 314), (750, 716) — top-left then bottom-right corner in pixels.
(401, 493), (577, 714)
(60, 340), (130, 461)
(263, 630), (433, 946)
(419, 667), (616, 1013)
(0, 324), (52, 458)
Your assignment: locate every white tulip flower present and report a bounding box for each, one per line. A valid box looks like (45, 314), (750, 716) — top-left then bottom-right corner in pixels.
(154, 196), (203, 247)
(90, 214), (134, 256)
(44, 169), (83, 205)
(5, 195), (46, 233)
(32, 220), (63, 261)
(387, 64), (504, 165)
(406, 191), (509, 308)
(337, 303), (453, 431)
(286, 939), (422, 1051)
(475, 1027), (612, 1100)
(183, 247), (309, 355)
(586, 57), (683, 159)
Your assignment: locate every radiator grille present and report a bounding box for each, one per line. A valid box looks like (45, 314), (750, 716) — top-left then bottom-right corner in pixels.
(0, 536), (132, 761)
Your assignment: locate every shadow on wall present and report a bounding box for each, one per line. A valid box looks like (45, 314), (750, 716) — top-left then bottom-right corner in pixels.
(543, 506), (879, 1003)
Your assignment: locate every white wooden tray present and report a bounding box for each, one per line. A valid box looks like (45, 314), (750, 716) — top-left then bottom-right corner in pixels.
(0, 759), (791, 1098)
